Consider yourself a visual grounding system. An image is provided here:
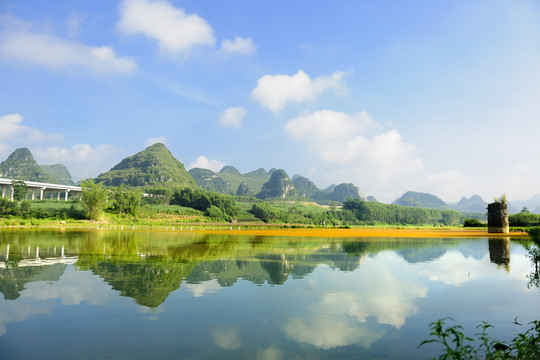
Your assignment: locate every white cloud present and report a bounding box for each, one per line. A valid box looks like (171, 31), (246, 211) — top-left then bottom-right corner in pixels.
(284, 110), (423, 199)
(33, 144), (119, 181)
(0, 114), (62, 158)
(65, 12), (88, 38)
(219, 107), (247, 128)
(220, 36), (255, 56)
(144, 136), (169, 147)
(251, 70), (345, 112)
(118, 0), (215, 55)
(0, 113), (118, 181)
(188, 155), (225, 173)
(0, 28), (136, 73)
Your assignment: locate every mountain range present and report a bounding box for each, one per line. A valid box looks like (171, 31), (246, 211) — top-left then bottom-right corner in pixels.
(1, 145), (538, 211)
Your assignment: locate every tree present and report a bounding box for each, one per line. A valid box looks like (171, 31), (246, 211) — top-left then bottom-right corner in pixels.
(81, 179), (108, 220)
(111, 185), (141, 218)
(11, 180), (27, 202)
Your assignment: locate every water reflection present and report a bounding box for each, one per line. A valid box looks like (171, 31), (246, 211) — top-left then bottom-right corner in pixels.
(0, 230), (537, 360)
(488, 237), (510, 269)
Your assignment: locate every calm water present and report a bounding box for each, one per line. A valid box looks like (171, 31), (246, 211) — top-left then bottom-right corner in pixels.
(0, 229), (538, 359)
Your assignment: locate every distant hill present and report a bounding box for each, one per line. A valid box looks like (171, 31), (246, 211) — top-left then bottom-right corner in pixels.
(367, 196), (379, 202)
(327, 183), (366, 202)
(509, 194), (540, 214)
(190, 166), (270, 195)
(0, 148), (58, 184)
(40, 164), (75, 185)
(292, 175), (324, 199)
(257, 169), (296, 199)
(455, 195), (487, 213)
(95, 143), (196, 188)
(394, 191), (446, 209)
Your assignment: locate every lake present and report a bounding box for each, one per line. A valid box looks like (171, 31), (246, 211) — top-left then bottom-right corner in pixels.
(0, 229), (538, 359)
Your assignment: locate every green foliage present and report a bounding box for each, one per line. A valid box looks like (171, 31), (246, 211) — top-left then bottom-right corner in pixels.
(170, 188), (239, 219)
(257, 169), (296, 199)
(110, 185), (141, 218)
(95, 143), (197, 188)
(494, 193), (507, 204)
(251, 202), (280, 222)
(0, 198), (18, 215)
(419, 318), (540, 359)
(463, 218), (486, 227)
(11, 180), (27, 202)
(343, 199), (461, 226)
(81, 179), (108, 220)
(205, 205), (225, 220)
(509, 213), (540, 227)
(19, 200), (31, 213)
(143, 187), (173, 205)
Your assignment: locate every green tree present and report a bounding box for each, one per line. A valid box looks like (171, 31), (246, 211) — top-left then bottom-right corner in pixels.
(111, 185), (141, 218)
(11, 180), (27, 202)
(81, 179), (108, 220)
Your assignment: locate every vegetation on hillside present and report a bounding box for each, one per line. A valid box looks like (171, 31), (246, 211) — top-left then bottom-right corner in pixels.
(95, 143), (197, 188)
(0, 148), (58, 183)
(39, 164), (75, 185)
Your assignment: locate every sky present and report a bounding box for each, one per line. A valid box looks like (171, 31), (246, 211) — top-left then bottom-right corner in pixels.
(1, 0), (539, 203)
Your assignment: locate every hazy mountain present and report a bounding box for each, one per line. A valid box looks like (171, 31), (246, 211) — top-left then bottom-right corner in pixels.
(0, 148), (58, 183)
(236, 181), (252, 196)
(394, 191), (446, 209)
(40, 164), (75, 185)
(257, 169), (295, 199)
(327, 183), (366, 202)
(190, 166), (270, 195)
(509, 194), (540, 214)
(292, 175), (323, 199)
(455, 195), (487, 213)
(367, 196), (379, 202)
(95, 143), (197, 188)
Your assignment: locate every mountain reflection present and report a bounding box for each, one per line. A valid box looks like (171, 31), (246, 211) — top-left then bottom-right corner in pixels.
(0, 230), (523, 308)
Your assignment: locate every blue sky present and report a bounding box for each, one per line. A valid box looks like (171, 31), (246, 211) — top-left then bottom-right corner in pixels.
(1, 0), (539, 203)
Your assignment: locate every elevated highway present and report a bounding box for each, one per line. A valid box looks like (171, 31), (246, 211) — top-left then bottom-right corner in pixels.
(0, 178), (82, 201)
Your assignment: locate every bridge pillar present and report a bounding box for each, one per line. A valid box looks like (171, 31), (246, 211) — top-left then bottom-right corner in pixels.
(1, 186), (5, 199)
(10, 186), (13, 201)
(40, 188), (45, 200)
(31, 190), (35, 200)
(57, 191), (60, 201)
(64, 189), (70, 201)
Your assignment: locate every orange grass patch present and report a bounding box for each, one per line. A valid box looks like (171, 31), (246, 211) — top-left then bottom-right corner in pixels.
(195, 228), (529, 238)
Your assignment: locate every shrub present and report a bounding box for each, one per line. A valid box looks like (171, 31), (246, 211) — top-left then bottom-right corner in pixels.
(463, 218), (485, 227)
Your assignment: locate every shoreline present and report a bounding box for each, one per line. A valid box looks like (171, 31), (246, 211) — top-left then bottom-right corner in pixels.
(0, 224), (530, 238)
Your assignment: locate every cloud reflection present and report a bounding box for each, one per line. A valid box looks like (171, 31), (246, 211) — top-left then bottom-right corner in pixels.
(284, 251), (428, 349)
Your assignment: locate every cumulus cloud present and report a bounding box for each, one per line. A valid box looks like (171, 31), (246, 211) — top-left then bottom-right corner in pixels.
(251, 70), (345, 112)
(145, 136), (169, 147)
(220, 36), (256, 56)
(118, 0), (215, 55)
(0, 25), (136, 73)
(0, 113), (62, 157)
(0, 113), (118, 181)
(284, 110), (423, 198)
(188, 155), (225, 172)
(219, 107), (247, 128)
(33, 144), (119, 181)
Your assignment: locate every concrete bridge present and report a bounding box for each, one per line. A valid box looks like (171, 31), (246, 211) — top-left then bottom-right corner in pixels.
(0, 178), (82, 201)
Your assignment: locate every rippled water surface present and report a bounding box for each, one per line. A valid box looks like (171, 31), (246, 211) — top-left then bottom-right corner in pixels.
(0, 230), (538, 359)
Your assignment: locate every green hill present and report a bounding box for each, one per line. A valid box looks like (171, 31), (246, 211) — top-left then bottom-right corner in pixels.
(40, 164), (75, 185)
(95, 143), (197, 189)
(327, 183), (366, 202)
(189, 166), (270, 195)
(257, 169), (296, 199)
(0, 148), (58, 183)
(393, 191), (447, 209)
